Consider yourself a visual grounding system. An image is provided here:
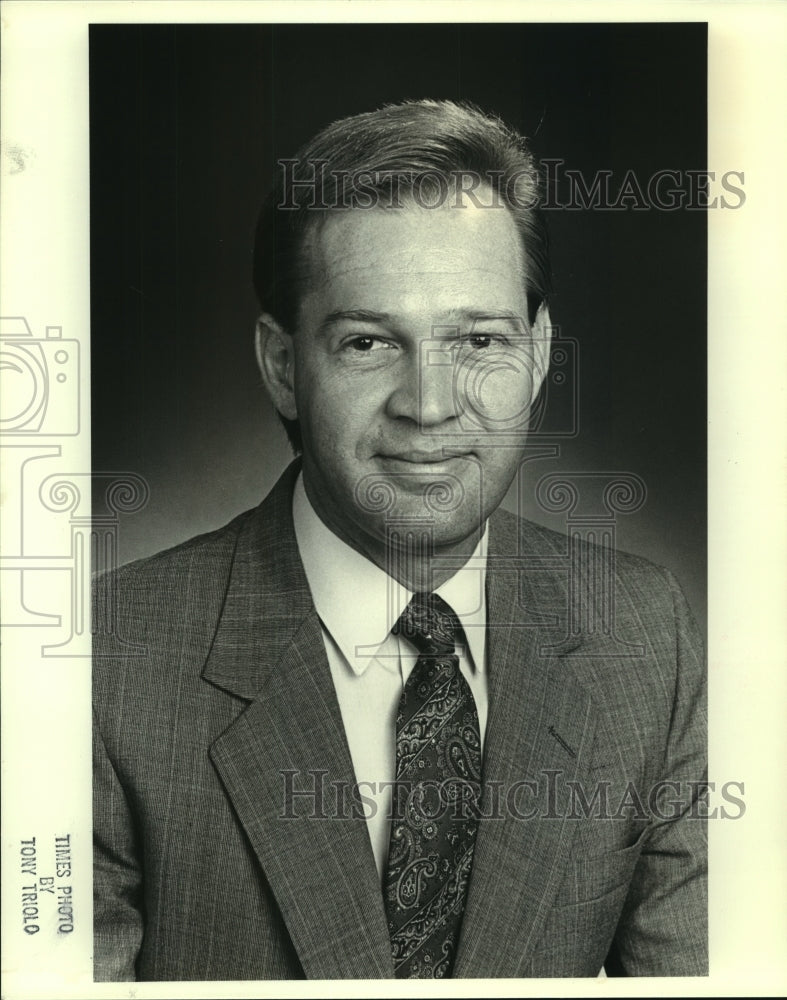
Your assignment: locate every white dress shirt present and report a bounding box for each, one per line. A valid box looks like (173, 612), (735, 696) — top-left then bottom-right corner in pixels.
(292, 473), (489, 881)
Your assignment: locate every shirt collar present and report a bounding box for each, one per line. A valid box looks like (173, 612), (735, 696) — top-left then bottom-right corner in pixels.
(292, 473), (487, 677)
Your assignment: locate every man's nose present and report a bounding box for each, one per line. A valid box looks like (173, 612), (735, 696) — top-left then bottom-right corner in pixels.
(385, 347), (461, 427)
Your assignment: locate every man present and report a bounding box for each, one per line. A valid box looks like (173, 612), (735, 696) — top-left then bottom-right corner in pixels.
(93, 100), (707, 980)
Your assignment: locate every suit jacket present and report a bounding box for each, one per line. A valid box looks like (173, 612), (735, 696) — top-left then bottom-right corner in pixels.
(93, 461), (707, 980)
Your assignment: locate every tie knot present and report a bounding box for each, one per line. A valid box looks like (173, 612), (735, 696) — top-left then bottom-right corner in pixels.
(393, 592), (460, 655)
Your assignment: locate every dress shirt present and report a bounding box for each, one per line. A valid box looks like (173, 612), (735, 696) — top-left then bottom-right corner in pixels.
(292, 473), (489, 881)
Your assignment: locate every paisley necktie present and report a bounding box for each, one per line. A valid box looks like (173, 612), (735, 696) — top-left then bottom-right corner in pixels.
(383, 592), (482, 978)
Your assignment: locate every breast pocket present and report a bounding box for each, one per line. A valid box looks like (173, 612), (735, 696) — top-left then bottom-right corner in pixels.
(557, 824), (649, 907)
(527, 828), (651, 976)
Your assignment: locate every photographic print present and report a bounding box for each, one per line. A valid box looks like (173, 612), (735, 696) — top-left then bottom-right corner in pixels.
(90, 19), (708, 982)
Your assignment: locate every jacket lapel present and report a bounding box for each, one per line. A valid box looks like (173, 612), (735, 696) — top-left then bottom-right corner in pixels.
(203, 465), (394, 978)
(454, 513), (597, 978)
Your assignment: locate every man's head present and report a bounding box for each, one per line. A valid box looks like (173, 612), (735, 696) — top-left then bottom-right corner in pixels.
(254, 99), (553, 578)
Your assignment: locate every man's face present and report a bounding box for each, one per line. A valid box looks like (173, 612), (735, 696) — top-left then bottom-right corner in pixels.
(267, 193), (550, 575)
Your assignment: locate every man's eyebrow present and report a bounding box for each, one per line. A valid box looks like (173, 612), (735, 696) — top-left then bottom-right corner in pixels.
(323, 308), (525, 324)
(320, 309), (393, 329)
(446, 308), (526, 325)
(434, 309), (531, 336)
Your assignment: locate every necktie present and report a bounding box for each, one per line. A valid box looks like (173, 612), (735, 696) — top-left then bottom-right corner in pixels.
(383, 592), (482, 979)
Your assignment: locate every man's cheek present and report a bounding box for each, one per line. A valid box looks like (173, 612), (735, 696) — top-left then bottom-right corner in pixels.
(452, 356), (536, 433)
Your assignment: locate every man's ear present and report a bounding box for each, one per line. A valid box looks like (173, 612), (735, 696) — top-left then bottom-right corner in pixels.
(530, 301), (553, 398)
(255, 314), (298, 421)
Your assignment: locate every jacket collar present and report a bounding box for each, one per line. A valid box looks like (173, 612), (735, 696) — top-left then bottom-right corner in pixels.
(202, 460), (311, 700)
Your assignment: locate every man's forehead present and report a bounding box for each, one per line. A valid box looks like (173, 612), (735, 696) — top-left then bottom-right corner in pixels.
(301, 199), (526, 283)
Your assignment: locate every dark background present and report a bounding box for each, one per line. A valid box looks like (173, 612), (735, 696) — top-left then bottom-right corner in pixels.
(90, 22), (707, 628)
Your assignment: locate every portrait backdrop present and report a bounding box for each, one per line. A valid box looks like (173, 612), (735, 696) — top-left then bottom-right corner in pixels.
(89, 21), (707, 628)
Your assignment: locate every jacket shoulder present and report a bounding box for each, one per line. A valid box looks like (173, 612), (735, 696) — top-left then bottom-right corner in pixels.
(490, 507), (698, 650)
(493, 505), (670, 580)
(92, 507), (256, 640)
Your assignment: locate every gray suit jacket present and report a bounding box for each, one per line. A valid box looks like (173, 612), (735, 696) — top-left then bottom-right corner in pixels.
(93, 462), (707, 980)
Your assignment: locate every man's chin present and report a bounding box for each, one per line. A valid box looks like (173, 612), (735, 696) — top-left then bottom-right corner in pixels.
(354, 462), (482, 522)
(359, 505), (485, 554)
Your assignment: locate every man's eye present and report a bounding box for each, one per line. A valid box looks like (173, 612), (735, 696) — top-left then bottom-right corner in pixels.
(347, 335), (387, 352)
(465, 333), (505, 350)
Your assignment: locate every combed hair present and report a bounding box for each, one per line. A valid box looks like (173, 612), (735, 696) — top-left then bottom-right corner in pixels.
(253, 99), (551, 452)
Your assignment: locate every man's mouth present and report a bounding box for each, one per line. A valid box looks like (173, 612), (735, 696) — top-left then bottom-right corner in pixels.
(378, 449), (472, 465)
